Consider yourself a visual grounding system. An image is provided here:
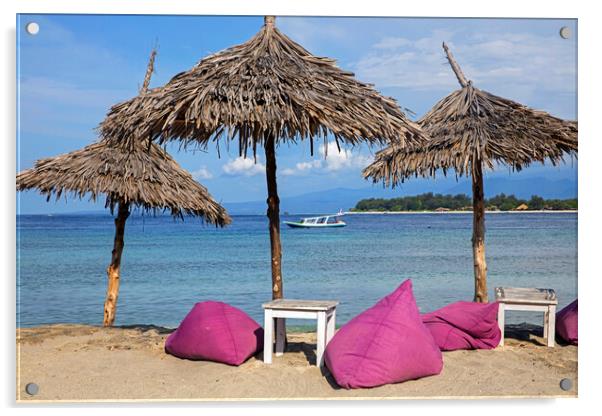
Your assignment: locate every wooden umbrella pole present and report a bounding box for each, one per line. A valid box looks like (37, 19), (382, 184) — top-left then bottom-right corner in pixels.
(103, 201), (131, 326)
(264, 134), (283, 300)
(444, 41), (487, 301)
(263, 16), (281, 297)
(471, 162), (488, 302)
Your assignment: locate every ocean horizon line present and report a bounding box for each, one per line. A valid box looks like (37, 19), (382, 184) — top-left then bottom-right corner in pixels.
(346, 210), (578, 215)
(17, 209), (579, 217)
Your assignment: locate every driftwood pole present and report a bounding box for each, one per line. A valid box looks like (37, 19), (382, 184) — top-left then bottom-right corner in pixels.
(140, 48), (157, 94)
(471, 162), (488, 302)
(103, 201), (130, 326)
(443, 42), (488, 302)
(103, 50), (156, 326)
(442, 42), (469, 88)
(264, 133), (283, 300)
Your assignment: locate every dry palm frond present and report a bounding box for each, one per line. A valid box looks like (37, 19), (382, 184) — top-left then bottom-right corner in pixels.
(17, 139), (231, 225)
(99, 17), (426, 153)
(17, 48), (230, 226)
(364, 44), (577, 187)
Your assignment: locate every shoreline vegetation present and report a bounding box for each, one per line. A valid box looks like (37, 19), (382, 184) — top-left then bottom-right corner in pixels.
(350, 192), (577, 214)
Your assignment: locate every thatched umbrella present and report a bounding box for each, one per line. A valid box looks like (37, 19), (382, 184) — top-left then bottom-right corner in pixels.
(17, 50), (231, 326)
(99, 16), (426, 301)
(364, 43), (577, 302)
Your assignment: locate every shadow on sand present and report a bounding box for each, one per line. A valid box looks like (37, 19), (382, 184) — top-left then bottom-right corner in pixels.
(117, 324), (175, 335)
(504, 323), (571, 347)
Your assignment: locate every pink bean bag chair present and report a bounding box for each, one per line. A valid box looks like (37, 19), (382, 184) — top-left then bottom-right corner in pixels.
(556, 299), (578, 345)
(165, 301), (263, 366)
(421, 301), (501, 351)
(324, 280), (443, 389)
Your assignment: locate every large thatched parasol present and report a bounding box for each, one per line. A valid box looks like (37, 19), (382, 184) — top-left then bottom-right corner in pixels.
(99, 16), (427, 302)
(364, 42), (577, 302)
(17, 50), (231, 326)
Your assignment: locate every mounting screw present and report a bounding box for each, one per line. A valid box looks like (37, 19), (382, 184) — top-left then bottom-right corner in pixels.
(559, 378), (572, 391)
(25, 22), (40, 35)
(559, 26), (571, 39)
(25, 383), (39, 396)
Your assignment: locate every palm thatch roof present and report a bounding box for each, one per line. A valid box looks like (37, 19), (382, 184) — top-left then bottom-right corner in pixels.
(99, 16), (426, 153)
(17, 139), (231, 225)
(363, 43), (578, 187)
(18, 48), (230, 226)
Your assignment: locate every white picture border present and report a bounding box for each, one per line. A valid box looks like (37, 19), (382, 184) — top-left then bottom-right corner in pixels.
(3, 0), (600, 415)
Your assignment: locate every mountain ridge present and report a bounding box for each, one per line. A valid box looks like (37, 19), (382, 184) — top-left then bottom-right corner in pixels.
(19, 176), (577, 215)
(224, 176), (577, 215)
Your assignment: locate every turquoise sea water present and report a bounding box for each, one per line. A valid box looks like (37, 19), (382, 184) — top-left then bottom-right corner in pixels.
(16, 213), (577, 329)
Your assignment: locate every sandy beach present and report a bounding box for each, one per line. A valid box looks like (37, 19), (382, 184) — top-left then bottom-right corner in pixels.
(16, 323), (577, 402)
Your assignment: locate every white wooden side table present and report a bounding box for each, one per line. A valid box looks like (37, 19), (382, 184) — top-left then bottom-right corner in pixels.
(495, 287), (558, 347)
(262, 299), (338, 368)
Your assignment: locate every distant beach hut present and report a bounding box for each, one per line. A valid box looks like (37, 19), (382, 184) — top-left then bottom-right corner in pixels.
(364, 43), (577, 302)
(16, 51), (231, 326)
(435, 207), (450, 212)
(98, 16), (427, 301)
(514, 203), (529, 211)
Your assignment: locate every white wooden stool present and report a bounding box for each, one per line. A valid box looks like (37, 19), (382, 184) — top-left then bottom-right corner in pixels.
(495, 287), (558, 347)
(262, 299), (338, 368)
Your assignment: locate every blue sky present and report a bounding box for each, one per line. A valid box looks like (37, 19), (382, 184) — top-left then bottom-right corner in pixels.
(16, 15), (577, 214)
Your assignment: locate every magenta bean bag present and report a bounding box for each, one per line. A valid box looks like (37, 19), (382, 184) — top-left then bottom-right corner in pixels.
(324, 280), (443, 389)
(165, 301), (264, 366)
(556, 299), (578, 345)
(421, 301), (501, 351)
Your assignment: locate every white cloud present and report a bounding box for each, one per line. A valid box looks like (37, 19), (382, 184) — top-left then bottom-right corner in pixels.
(191, 166), (213, 180)
(352, 30), (576, 98)
(281, 142), (373, 176)
(281, 160), (323, 176)
(319, 142), (374, 172)
(374, 37), (412, 50)
(353, 29), (458, 92)
(222, 156), (265, 176)
(297, 160), (322, 171)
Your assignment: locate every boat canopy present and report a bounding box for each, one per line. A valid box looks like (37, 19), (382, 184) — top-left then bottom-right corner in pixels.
(300, 214), (342, 224)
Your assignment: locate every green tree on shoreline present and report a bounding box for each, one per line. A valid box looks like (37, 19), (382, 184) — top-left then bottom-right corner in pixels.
(353, 193), (577, 212)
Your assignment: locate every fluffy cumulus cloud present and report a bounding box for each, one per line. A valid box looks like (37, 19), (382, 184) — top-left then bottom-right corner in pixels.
(319, 142), (374, 172)
(222, 156), (266, 176)
(281, 160), (322, 176)
(281, 142), (373, 176)
(191, 166), (213, 180)
(353, 30), (576, 99)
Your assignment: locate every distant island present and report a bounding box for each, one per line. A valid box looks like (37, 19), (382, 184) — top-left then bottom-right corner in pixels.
(351, 193), (578, 213)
